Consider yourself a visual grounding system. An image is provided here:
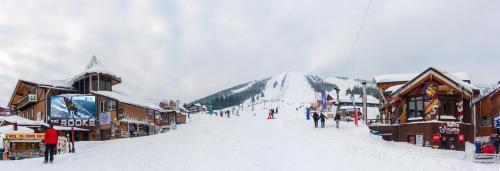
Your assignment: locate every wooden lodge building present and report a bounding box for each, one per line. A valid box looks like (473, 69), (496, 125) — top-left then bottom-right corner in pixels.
(370, 67), (481, 151)
(473, 84), (500, 141)
(7, 56), (175, 141)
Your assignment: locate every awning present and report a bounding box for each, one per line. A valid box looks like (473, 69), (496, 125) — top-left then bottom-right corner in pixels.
(53, 126), (89, 132)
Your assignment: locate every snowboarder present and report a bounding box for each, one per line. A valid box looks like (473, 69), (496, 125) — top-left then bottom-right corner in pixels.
(43, 124), (59, 164)
(320, 113), (327, 128)
(334, 114), (341, 128)
(312, 112), (320, 128)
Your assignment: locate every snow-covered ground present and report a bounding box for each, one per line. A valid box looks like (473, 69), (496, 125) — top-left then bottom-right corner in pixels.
(0, 102), (497, 171)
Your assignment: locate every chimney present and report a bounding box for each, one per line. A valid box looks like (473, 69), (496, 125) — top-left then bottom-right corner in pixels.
(13, 123), (18, 131)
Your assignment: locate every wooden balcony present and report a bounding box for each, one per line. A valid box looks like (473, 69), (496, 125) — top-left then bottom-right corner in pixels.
(16, 93), (37, 110)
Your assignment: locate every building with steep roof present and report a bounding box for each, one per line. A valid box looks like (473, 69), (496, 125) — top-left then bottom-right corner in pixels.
(7, 56), (167, 141)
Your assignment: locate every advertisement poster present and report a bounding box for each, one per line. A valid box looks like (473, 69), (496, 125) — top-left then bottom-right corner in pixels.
(50, 95), (96, 119)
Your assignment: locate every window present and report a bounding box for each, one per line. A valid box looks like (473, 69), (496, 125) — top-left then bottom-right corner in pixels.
(100, 100), (108, 113)
(148, 109), (155, 116)
(408, 96), (424, 118)
(109, 101), (116, 111)
(480, 116), (492, 127)
(30, 109), (34, 120)
(91, 75), (98, 91)
(439, 96), (456, 116)
(99, 76), (112, 91)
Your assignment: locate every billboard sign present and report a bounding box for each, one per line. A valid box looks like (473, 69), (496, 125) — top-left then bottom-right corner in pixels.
(50, 95), (97, 127)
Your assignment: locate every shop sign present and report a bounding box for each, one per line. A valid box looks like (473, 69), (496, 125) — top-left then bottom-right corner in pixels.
(432, 133), (441, 143)
(439, 122), (460, 135)
(51, 119), (96, 127)
(5, 133), (45, 140)
(458, 134), (465, 142)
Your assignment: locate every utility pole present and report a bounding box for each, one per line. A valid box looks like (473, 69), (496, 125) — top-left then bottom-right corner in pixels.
(362, 82), (368, 124)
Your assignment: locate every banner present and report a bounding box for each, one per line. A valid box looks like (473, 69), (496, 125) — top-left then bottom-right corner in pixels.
(5, 133), (45, 140)
(99, 112), (111, 125)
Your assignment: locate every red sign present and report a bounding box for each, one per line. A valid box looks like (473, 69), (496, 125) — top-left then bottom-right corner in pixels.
(432, 133), (441, 143)
(458, 134), (464, 142)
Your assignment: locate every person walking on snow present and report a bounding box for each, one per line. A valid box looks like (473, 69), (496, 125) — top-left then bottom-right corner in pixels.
(271, 108), (275, 119)
(320, 113), (327, 128)
(43, 124), (59, 164)
(312, 112), (320, 128)
(334, 114), (341, 128)
(306, 107), (310, 120)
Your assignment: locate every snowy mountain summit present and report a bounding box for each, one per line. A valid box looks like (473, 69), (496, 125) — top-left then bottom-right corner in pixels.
(192, 71), (379, 110)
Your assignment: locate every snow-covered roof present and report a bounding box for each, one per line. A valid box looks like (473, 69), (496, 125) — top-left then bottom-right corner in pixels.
(68, 56), (121, 85)
(53, 126), (89, 131)
(374, 72), (470, 84)
(0, 115), (48, 127)
(385, 84), (403, 93)
(390, 67), (477, 97)
(119, 118), (152, 125)
(18, 79), (75, 91)
(338, 94), (380, 104)
(16, 56), (120, 92)
(0, 125), (34, 134)
(92, 91), (163, 111)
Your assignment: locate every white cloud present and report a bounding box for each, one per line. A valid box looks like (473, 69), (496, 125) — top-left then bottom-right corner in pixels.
(0, 0), (499, 106)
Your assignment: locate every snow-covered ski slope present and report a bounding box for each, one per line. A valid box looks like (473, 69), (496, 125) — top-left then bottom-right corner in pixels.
(1, 102), (497, 171)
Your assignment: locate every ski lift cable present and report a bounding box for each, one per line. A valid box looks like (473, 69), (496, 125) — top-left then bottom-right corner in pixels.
(340, 0), (374, 77)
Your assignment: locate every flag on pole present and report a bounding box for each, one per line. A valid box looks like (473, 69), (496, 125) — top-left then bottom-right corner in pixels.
(350, 93), (358, 127)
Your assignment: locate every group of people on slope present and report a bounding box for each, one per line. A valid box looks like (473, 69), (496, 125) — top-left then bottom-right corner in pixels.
(307, 107), (341, 129)
(267, 107), (278, 119)
(216, 110), (232, 118)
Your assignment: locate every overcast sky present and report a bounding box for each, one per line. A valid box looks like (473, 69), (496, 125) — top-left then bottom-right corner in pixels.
(0, 0), (499, 106)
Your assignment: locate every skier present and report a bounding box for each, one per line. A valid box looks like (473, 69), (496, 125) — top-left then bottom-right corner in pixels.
(220, 111), (223, 118)
(334, 113), (341, 128)
(267, 109), (273, 119)
(320, 113), (327, 128)
(275, 107), (279, 114)
(227, 110), (230, 118)
(43, 124), (59, 164)
(312, 112), (320, 128)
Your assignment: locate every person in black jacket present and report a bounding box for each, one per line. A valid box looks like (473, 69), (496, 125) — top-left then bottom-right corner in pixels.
(334, 114), (341, 128)
(320, 113), (327, 128)
(312, 112), (320, 128)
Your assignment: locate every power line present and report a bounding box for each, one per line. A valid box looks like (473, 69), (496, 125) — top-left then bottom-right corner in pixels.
(340, 0), (374, 77)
